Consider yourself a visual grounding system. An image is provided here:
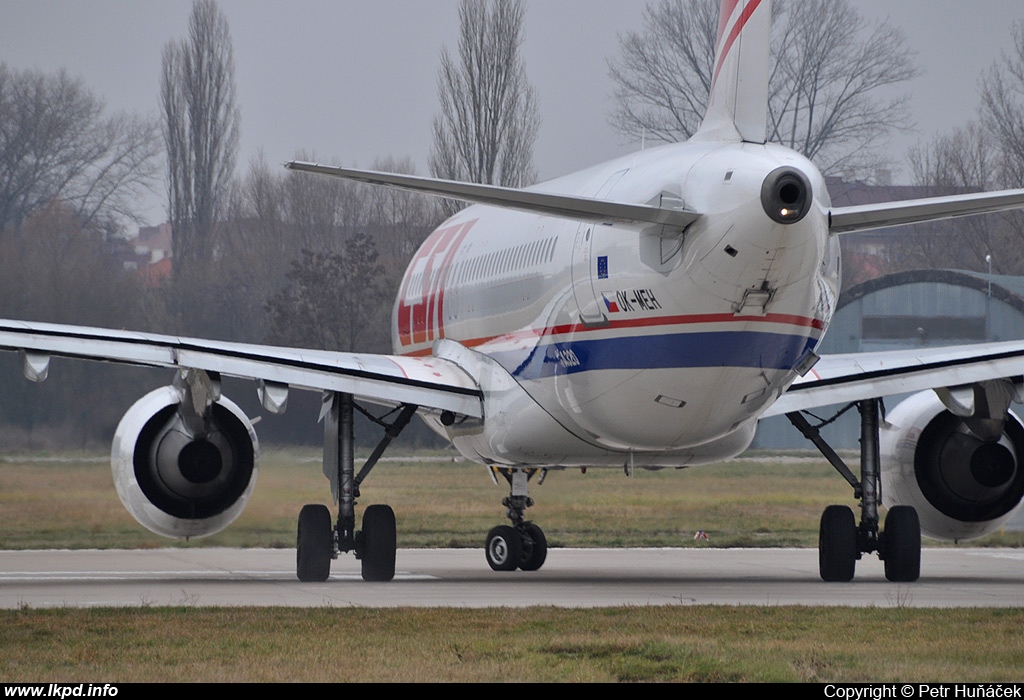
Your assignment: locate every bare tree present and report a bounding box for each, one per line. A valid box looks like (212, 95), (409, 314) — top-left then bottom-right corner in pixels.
(956, 20), (1024, 275)
(161, 0), (240, 278)
(908, 123), (998, 192)
(192, 155), (284, 343)
(0, 64), (160, 236)
(282, 151), (366, 254)
(982, 21), (1024, 189)
(265, 236), (388, 354)
(365, 155), (439, 266)
(900, 123), (1010, 272)
(608, 0), (918, 178)
(429, 0), (540, 211)
(900, 21), (1024, 277)
(0, 200), (156, 447)
(607, 0), (720, 146)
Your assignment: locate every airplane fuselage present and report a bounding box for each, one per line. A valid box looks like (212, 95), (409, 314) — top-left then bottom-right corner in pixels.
(394, 140), (840, 468)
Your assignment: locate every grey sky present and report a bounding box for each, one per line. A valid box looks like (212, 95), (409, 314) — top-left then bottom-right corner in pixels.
(1, 0), (1022, 226)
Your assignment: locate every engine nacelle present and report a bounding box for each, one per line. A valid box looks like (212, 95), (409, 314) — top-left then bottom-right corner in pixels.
(111, 386), (259, 539)
(880, 390), (1024, 540)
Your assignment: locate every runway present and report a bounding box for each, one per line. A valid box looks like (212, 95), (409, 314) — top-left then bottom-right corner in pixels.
(2, 547), (1023, 609)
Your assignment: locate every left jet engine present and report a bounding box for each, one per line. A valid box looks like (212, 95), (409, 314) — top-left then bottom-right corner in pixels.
(111, 385), (259, 539)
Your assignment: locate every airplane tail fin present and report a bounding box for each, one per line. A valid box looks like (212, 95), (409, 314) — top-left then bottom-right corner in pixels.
(692, 0), (771, 144)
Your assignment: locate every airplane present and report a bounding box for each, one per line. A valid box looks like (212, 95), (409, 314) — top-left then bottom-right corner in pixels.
(5, 0), (1024, 584)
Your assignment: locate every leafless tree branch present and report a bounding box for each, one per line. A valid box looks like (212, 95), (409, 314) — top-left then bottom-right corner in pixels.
(429, 0), (540, 216)
(161, 0), (240, 278)
(0, 64), (159, 235)
(607, 0), (918, 178)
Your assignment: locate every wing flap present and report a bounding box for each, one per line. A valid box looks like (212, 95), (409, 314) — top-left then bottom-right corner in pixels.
(763, 341), (1024, 417)
(284, 161), (701, 229)
(0, 320), (483, 418)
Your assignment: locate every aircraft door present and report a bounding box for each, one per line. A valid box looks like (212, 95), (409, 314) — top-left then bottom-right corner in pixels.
(571, 222), (606, 325)
(570, 169), (627, 326)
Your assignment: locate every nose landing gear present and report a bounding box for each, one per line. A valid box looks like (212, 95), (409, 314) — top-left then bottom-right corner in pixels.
(485, 467), (549, 572)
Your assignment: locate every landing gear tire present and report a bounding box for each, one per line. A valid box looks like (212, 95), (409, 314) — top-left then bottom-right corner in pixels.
(819, 504), (857, 582)
(297, 504), (333, 582)
(486, 525), (523, 571)
(361, 504), (397, 582)
(883, 505), (921, 583)
(518, 522), (547, 571)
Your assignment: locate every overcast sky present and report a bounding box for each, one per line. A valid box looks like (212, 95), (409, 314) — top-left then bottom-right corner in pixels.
(2, 0), (1023, 226)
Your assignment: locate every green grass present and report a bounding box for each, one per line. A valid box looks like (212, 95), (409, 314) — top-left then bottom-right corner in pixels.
(4, 447), (1024, 550)
(3, 606), (1023, 682)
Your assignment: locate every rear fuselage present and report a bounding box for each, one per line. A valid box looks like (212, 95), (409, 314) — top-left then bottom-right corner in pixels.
(393, 140), (839, 467)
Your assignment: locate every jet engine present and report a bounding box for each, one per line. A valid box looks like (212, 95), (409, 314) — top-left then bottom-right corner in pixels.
(111, 385), (259, 539)
(880, 390), (1024, 540)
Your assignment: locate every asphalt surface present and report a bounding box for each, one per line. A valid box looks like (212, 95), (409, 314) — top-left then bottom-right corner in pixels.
(2, 547), (1023, 608)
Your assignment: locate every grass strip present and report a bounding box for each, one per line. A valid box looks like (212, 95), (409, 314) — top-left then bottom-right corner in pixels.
(3, 606), (1023, 682)
(5, 448), (1023, 550)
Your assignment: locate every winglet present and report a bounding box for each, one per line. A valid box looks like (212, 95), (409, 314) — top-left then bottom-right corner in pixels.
(692, 0), (771, 144)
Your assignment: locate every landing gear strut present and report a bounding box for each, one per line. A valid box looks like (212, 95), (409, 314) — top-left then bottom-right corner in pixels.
(789, 398), (921, 582)
(295, 393), (416, 583)
(485, 467), (548, 572)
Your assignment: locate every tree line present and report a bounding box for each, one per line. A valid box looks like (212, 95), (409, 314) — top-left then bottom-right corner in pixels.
(1, 0), (1022, 446)
(897, 22), (1024, 276)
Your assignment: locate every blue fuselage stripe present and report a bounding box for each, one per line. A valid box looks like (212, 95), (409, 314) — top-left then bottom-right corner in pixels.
(489, 330), (818, 380)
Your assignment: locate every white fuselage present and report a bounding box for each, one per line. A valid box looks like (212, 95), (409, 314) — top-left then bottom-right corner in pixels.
(393, 140), (840, 469)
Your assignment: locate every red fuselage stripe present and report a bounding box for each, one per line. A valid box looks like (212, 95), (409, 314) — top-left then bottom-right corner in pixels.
(399, 311), (823, 357)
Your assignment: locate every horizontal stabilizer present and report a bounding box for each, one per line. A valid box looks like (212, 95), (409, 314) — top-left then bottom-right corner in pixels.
(830, 188), (1024, 234)
(285, 161), (701, 229)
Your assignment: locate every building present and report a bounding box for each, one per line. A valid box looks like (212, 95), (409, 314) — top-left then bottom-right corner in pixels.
(122, 223), (173, 286)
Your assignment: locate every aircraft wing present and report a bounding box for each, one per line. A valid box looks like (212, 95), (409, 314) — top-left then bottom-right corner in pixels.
(830, 189), (1024, 234)
(762, 340), (1024, 417)
(284, 161), (701, 229)
(0, 319), (483, 418)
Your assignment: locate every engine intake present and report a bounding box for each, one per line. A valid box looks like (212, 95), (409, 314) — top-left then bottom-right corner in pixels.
(880, 390), (1024, 540)
(111, 386), (259, 539)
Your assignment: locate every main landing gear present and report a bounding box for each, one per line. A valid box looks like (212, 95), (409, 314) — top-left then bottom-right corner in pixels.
(485, 467), (548, 572)
(295, 393), (416, 583)
(788, 398), (921, 583)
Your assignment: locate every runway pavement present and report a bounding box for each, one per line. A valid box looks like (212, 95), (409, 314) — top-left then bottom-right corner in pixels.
(2, 547), (1023, 608)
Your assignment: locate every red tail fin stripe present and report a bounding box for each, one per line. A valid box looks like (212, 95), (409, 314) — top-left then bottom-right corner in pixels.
(711, 0), (763, 91)
(716, 0), (741, 45)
